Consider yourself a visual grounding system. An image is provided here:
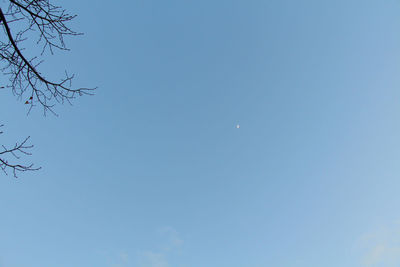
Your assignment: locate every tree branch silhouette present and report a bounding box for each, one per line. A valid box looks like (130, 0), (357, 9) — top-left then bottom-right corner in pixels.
(0, 124), (40, 178)
(0, 0), (94, 177)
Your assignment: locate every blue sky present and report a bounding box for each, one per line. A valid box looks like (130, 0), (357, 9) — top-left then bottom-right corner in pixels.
(1, 0), (400, 266)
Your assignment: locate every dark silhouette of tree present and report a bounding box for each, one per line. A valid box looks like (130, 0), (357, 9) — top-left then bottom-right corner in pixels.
(0, 0), (94, 177)
(0, 125), (39, 177)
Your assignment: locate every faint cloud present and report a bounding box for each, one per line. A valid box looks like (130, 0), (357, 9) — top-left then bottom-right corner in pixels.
(139, 226), (184, 267)
(119, 252), (129, 263)
(158, 226), (184, 250)
(358, 221), (400, 267)
(108, 227), (184, 267)
(109, 251), (129, 267)
(363, 244), (400, 267)
(140, 251), (169, 267)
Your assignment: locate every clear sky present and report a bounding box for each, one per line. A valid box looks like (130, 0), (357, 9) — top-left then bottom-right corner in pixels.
(1, 0), (400, 266)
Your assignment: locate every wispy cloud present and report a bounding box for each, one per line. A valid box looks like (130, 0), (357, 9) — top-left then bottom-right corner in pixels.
(119, 252), (129, 262)
(107, 227), (184, 267)
(140, 251), (169, 267)
(110, 251), (129, 267)
(139, 226), (184, 267)
(158, 226), (184, 250)
(358, 221), (400, 266)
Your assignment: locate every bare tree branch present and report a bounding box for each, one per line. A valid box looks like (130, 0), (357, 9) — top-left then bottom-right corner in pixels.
(0, 1), (94, 177)
(0, 0), (95, 115)
(0, 124), (40, 178)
